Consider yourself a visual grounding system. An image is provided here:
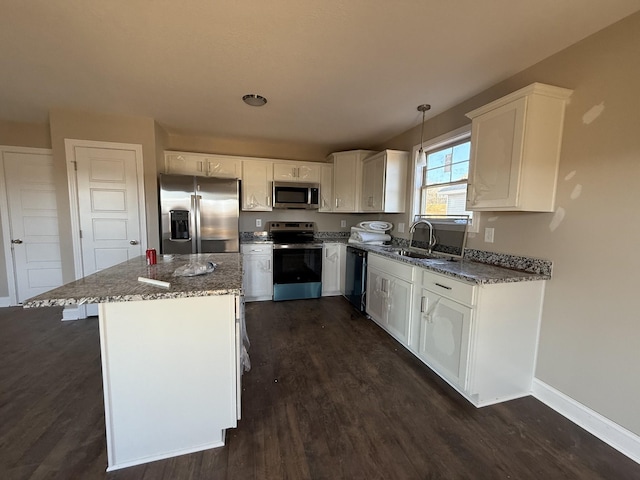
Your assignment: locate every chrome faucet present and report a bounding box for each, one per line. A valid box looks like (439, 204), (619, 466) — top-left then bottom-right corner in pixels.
(409, 219), (436, 253)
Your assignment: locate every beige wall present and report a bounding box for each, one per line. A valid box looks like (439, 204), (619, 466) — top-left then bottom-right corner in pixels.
(380, 12), (640, 435)
(0, 119), (51, 149)
(49, 109), (160, 282)
(166, 131), (329, 162)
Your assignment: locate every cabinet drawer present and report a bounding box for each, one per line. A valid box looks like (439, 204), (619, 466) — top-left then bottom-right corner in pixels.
(421, 270), (475, 306)
(368, 253), (414, 282)
(241, 244), (273, 255)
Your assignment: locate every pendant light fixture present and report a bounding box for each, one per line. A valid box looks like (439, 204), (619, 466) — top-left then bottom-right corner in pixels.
(417, 104), (431, 164)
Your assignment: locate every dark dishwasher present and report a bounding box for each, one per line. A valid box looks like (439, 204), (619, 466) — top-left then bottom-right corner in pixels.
(345, 246), (367, 312)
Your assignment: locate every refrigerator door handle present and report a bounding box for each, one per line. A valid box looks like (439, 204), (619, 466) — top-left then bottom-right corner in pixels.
(190, 195), (198, 254)
(193, 194), (203, 253)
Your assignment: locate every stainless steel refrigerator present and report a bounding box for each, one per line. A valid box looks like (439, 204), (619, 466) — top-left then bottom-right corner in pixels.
(159, 174), (239, 254)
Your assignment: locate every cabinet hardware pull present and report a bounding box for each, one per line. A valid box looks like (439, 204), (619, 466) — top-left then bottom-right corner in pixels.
(420, 296), (426, 313)
(434, 282), (452, 290)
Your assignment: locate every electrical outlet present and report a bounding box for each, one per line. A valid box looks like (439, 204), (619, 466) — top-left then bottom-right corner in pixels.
(340, 220), (347, 228)
(398, 223), (405, 233)
(484, 227), (494, 243)
(256, 218), (262, 228)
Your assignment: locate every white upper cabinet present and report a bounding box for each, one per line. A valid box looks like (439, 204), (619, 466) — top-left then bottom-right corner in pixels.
(241, 160), (273, 211)
(327, 150), (376, 213)
(318, 164), (333, 212)
(465, 83), (573, 212)
(361, 149), (408, 213)
(165, 151), (241, 178)
(206, 154), (242, 178)
(272, 161), (320, 183)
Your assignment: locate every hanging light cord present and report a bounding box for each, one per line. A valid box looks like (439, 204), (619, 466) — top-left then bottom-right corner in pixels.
(417, 104), (431, 158)
(419, 108), (425, 156)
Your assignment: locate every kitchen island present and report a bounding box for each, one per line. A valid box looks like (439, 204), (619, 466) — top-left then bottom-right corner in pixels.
(24, 253), (244, 472)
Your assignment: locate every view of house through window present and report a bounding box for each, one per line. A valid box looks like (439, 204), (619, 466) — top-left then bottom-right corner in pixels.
(420, 139), (471, 216)
(416, 135), (473, 220)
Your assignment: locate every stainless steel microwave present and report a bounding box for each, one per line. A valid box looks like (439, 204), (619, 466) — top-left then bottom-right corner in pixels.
(273, 182), (320, 209)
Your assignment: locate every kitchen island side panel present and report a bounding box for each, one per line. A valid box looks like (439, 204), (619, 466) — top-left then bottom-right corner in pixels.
(99, 295), (237, 471)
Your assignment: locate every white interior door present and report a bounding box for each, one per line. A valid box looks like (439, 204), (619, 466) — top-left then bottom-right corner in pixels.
(75, 146), (144, 274)
(67, 141), (147, 317)
(0, 148), (63, 304)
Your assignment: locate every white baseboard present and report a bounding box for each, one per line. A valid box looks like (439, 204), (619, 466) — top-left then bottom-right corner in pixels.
(0, 296), (11, 307)
(532, 378), (640, 464)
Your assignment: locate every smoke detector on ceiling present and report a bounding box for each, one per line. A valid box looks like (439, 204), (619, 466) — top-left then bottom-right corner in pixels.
(242, 94), (267, 107)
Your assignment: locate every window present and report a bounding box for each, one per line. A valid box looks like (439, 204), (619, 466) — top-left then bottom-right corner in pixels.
(412, 126), (478, 232)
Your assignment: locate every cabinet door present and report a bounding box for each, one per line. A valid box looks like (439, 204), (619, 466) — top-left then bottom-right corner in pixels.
(319, 164), (333, 212)
(467, 97), (526, 210)
(206, 155), (241, 179)
(417, 289), (471, 389)
(165, 153), (208, 176)
(241, 160), (272, 211)
(321, 243), (341, 296)
(361, 154), (385, 212)
(333, 155), (359, 212)
(273, 163), (298, 182)
(385, 276), (412, 345)
(273, 162), (320, 183)
(243, 254), (273, 301)
(338, 243), (346, 294)
(366, 267), (386, 326)
(298, 163), (320, 182)
(366, 267), (411, 345)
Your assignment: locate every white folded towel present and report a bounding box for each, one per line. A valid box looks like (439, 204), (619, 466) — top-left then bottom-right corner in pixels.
(357, 221), (393, 232)
(350, 230), (391, 243)
(348, 238), (385, 245)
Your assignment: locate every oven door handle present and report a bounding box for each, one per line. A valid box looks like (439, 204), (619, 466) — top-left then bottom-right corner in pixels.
(272, 244), (323, 249)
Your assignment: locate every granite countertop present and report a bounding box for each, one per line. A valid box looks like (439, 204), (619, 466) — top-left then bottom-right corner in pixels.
(343, 244), (551, 285)
(23, 253), (243, 308)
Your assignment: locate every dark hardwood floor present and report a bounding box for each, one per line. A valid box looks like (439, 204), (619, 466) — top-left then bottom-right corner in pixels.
(1, 297), (639, 479)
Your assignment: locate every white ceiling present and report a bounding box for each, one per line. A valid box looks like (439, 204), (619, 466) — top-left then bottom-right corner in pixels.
(1, 1), (639, 152)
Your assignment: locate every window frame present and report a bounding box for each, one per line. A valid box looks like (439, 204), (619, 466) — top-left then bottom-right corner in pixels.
(411, 125), (479, 233)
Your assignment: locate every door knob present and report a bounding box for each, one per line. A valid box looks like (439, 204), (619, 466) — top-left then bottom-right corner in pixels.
(129, 240), (139, 245)
(11, 239), (23, 244)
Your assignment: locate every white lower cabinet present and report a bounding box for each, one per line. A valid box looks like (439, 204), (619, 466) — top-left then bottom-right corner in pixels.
(366, 255), (414, 346)
(338, 243), (347, 294)
(241, 244), (273, 302)
(416, 285), (472, 391)
(322, 243), (343, 296)
(365, 252), (545, 407)
(410, 267), (544, 407)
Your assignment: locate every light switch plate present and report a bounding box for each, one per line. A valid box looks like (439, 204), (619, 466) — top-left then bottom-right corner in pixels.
(398, 223), (405, 233)
(340, 220), (347, 228)
(484, 227), (494, 243)
(256, 219), (262, 228)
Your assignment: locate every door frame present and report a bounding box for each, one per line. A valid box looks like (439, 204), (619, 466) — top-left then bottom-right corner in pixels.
(65, 138), (147, 280)
(0, 145), (55, 306)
